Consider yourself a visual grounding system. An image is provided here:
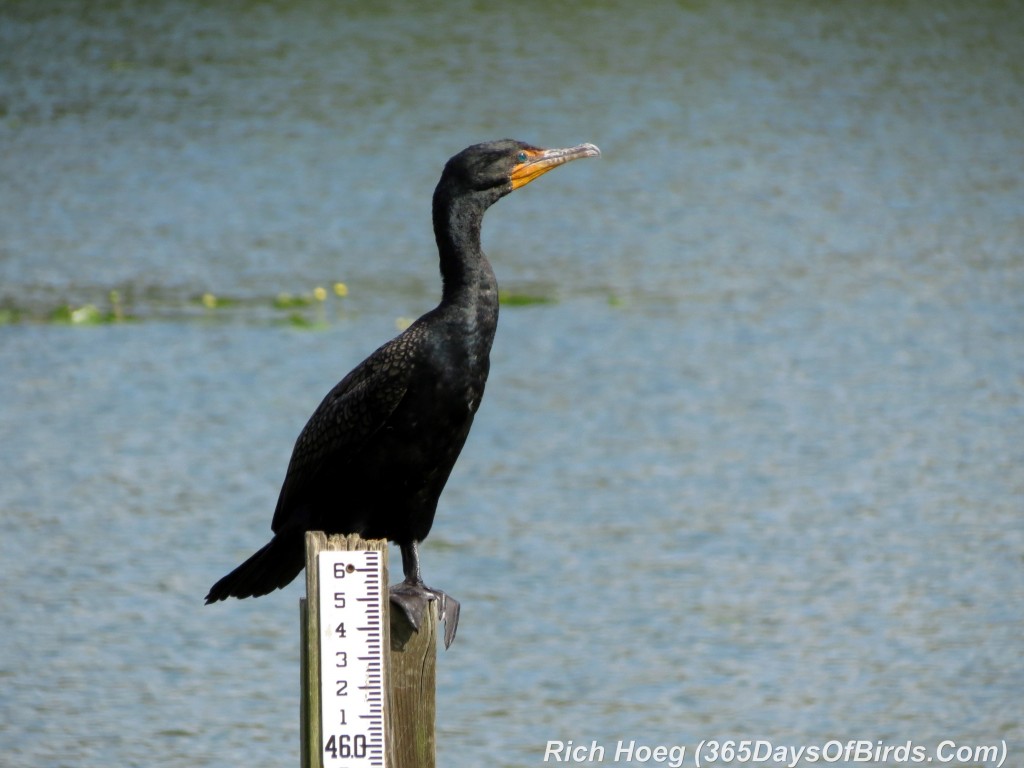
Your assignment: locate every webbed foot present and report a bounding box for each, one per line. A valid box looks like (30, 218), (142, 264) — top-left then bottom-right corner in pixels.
(389, 580), (460, 649)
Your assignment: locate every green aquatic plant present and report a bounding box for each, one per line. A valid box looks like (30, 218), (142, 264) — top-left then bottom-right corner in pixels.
(51, 304), (105, 325)
(273, 292), (308, 309)
(0, 281), (358, 325)
(109, 289), (125, 322)
(272, 284), (347, 327)
(199, 292), (239, 309)
(282, 312), (328, 330)
(497, 289), (556, 307)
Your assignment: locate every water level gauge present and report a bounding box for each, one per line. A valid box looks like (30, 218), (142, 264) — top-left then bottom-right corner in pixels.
(318, 549), (387, 767)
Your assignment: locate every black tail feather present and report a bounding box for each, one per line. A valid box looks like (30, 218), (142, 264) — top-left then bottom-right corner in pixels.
(204, 529), (305, 604)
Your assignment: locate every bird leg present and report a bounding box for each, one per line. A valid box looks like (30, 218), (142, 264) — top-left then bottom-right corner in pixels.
(389, 540), (460, 649)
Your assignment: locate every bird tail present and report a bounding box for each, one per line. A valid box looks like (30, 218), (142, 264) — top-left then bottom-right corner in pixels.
(204, 529), (306, 604)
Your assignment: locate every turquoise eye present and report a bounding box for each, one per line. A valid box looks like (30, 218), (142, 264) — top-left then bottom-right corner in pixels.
(516, 151), (528, 162)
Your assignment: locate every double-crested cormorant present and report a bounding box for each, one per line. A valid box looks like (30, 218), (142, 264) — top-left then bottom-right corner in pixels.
(205, 139), (600, 647)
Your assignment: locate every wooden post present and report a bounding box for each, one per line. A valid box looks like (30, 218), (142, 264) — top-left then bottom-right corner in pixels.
(300, 532), (438, 768)
(389, 600), (438, 768)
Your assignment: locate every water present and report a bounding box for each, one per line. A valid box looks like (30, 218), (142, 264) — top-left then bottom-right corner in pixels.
(1, 2), (1022, 766)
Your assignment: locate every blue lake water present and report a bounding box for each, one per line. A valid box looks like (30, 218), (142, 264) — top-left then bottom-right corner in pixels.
(1, 2), (1022, 766)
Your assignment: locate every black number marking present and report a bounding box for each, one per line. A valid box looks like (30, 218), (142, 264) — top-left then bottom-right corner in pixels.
(324, 733), (368, 760)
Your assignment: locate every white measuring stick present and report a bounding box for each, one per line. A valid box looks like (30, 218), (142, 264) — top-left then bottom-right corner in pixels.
(318, 549), (387, 767)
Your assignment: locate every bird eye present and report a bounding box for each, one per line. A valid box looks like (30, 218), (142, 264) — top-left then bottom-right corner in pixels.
(516, 151), (528, 163)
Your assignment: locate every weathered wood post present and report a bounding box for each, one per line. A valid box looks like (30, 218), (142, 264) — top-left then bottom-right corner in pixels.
(388, 598), (438, 767)
(300, 532), (438, 768)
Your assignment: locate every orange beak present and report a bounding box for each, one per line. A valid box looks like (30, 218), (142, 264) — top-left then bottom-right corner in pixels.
(510, 143), (601, 190)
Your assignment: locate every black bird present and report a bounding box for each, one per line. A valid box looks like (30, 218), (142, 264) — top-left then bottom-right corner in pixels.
(205, 139), (600, 647)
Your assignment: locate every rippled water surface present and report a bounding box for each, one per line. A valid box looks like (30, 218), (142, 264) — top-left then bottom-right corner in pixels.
(1, 2), (1022, 766)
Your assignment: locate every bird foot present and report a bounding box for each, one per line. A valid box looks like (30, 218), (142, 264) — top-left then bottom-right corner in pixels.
(389, 580), (460, 649)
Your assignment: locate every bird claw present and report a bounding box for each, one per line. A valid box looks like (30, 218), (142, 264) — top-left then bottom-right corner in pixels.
(389, 581), (460, 649)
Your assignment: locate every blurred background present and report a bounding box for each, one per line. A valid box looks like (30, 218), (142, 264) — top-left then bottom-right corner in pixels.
(1, 1), (1021, 766)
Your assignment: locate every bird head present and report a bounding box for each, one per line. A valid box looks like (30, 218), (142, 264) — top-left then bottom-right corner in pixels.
(439, 139), (601, 200)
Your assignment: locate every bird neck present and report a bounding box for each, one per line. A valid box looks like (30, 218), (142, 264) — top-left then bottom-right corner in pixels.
(433, 193), (498, 308)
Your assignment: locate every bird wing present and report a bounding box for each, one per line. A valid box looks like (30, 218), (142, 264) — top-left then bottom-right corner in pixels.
(270, 340), (413, 533)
